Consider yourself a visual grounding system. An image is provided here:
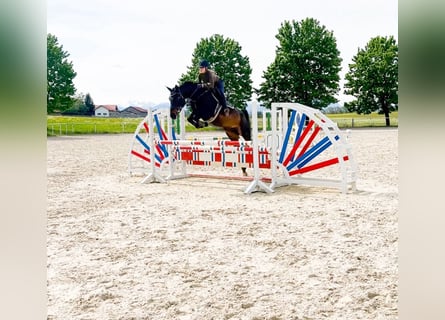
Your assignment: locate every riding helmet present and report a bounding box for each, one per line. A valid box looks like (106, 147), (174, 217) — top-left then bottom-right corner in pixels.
(199, 60), (210, 68)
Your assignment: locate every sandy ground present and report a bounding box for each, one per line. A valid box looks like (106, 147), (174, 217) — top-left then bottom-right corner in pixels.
(47, 128), (398, 320)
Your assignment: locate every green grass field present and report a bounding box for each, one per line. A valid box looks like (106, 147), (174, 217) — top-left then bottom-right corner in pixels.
(47, 115), (217, 136)
(47, 116), (140, 135)
(327, 111), (398, 128)
(47, 111), (398, 136)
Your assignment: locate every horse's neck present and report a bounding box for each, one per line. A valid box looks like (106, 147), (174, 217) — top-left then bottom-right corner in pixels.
(181, 84), (198, 98)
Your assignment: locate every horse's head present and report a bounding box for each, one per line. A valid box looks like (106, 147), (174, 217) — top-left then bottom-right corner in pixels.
(167, 85), (186, 119)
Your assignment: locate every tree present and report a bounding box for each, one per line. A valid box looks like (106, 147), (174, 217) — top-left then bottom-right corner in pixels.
(47, 33), (77, 113)
(61, 92), (95, 116)
(61, 93), (84, 115)
(179, 34), (253, 109)
(344, 36), (398, 126)
(257, 18), (342, 109)
(85, 93), (95, 115)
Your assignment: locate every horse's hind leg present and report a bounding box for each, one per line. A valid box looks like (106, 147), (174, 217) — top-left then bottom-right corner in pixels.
(240, 110), (251, 141)
(224, 128), (240, 141)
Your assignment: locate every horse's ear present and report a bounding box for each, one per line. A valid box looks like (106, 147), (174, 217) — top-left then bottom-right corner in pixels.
(166, 86), (172, 92)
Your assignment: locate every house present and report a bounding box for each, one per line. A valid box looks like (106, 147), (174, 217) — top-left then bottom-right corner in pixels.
(94, 105), (119, 117)
(119, 106), (148, 118)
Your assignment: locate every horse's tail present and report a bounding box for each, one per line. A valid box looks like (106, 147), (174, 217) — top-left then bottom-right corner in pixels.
(240, 108), (251, 141)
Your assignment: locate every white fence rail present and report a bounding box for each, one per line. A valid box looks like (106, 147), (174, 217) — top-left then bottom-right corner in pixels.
(47, 122), (136, 135)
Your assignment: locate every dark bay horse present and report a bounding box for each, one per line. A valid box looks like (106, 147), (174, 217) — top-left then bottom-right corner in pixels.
(167, 81), (252, 175)
(168, 82), (251, 141)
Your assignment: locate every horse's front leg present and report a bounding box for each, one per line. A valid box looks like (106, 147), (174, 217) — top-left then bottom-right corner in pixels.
(187, 114), (203, 128)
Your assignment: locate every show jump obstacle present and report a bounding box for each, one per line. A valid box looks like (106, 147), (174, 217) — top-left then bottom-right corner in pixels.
(128, 102), (357, 194)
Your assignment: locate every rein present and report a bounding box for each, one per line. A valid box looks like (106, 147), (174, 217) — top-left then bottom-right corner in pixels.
(172, 85), (201, 108)
(185, 86), (205, 106)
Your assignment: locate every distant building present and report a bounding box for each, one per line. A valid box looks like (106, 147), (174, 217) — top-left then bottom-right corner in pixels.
(94, 105), (119, 117)
(119, 106), (148, 118)
(94, 105), (148, 118)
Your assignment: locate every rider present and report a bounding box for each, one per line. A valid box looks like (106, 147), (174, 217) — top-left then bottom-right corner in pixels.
(197, 60), (228, 114)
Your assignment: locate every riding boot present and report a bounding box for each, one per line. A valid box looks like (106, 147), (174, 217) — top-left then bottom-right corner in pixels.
(219, 97), (229, 116)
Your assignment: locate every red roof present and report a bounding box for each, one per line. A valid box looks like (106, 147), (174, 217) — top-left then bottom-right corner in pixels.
(95, 105), (118, 112)
(127, 106), (147, 113)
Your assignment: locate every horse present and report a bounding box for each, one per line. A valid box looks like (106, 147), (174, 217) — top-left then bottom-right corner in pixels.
(167, 81), (252, 175)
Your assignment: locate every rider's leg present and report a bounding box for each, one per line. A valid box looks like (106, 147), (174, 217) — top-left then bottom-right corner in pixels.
(216, 80), (228, 112)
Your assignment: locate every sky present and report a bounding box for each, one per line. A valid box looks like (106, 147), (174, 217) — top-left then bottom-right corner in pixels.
(47, 0), (398, 107)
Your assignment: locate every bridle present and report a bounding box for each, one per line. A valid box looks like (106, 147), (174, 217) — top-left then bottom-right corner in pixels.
(169, 87), (185, 112)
